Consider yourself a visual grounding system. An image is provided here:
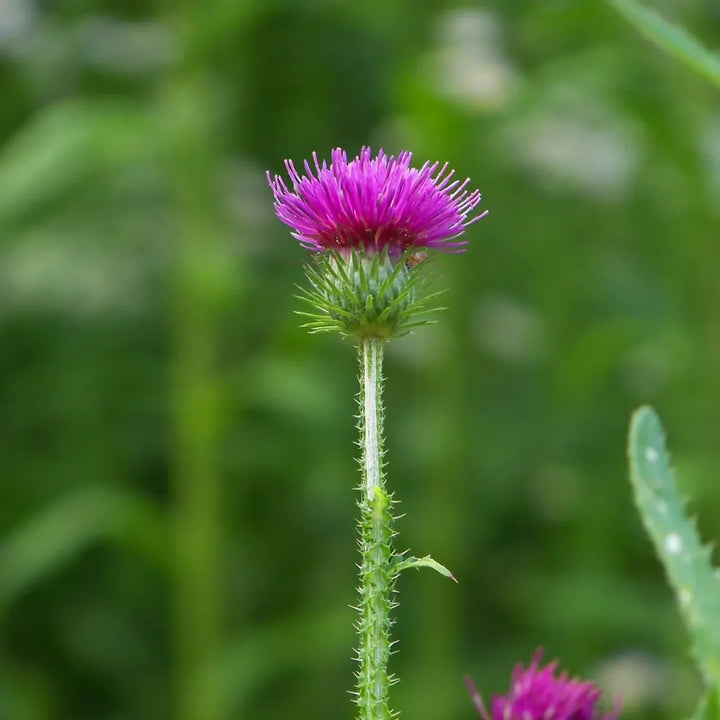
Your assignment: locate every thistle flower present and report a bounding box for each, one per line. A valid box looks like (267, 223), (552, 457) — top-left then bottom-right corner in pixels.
(466, 650), (619, 720)
(267, 147), (482, 720)
(266, 146), (485, 256)
(267, 147), (486, 339)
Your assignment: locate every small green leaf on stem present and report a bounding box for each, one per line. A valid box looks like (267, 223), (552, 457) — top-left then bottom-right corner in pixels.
(394, 555), (458, 583)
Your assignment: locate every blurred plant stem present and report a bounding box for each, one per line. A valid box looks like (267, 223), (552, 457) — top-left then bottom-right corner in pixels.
(356, 338), (397, 720)
(166, 73), (228, 720)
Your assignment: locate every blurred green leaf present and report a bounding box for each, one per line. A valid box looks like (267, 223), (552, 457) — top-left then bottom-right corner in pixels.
(0, 486), (168, 612)
(691, 687), (720, 720)
(206, 608), (351, 716)
(0, 101), (156, 230)
(607, 0), (720, 88)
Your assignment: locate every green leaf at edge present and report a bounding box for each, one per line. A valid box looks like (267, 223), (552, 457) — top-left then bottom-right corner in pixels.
(607, 0), (720, 89)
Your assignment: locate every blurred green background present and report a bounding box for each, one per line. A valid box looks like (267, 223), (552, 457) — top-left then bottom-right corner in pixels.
(1, 1), (719, 719)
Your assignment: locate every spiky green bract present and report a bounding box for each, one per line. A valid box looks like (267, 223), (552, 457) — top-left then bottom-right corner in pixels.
(628, 406), (720, 688)
(354, 338), (398, 720)
(296, 248), (444, 340)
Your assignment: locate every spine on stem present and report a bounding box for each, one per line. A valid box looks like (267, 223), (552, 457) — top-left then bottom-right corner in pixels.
(355, 337), (397, 720)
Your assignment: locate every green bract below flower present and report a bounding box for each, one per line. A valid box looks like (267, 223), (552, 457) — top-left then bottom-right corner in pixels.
(267, 147), (486, 339)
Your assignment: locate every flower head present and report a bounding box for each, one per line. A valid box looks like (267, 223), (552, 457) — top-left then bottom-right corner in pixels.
(267, 147), (486, 256)
(466, 651), (619, 720)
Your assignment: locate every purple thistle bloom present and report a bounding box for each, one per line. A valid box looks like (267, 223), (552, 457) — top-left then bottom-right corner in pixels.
(466, 651), (619, 720)
(267, 146), (486, 256)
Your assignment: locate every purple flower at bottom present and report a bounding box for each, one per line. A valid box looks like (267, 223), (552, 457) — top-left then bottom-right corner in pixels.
(466, 650), (619, 720)
(266, 147), (486, 256)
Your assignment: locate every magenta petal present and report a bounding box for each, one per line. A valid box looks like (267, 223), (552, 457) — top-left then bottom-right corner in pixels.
(470, 651), (619, 720)
(267, 146), (487, 254)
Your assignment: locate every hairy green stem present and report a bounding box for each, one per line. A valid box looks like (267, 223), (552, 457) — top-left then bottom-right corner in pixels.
(362, 339), (382, 500)
(356, 338), (397, 720)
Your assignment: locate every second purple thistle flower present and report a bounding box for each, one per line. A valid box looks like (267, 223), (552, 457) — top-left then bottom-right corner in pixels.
(466, 651), (619, 720)
(267, 146), (487, 256)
